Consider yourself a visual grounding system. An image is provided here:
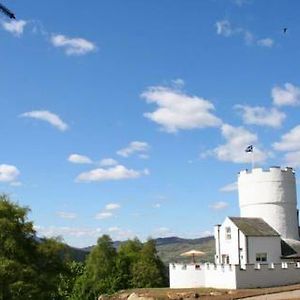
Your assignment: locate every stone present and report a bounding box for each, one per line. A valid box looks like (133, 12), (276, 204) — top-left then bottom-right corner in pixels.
(127, 292), (154, 300)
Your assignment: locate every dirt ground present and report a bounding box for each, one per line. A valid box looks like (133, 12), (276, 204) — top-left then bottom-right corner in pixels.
(108, 284), (300, 300)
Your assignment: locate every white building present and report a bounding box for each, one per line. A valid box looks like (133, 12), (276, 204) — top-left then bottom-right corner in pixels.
(169, 167), (300, 289)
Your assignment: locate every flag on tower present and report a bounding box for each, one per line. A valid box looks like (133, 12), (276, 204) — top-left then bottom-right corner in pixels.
(245, 145), (253, 153)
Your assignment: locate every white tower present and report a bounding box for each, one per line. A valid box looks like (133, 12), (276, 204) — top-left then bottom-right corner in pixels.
(238, 167), (299, 240)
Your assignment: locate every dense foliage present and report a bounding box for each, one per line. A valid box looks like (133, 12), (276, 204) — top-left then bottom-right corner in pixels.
(0, 194), (68, 300)
(0, 195), (168, 299)
(72, 236), (168, 299)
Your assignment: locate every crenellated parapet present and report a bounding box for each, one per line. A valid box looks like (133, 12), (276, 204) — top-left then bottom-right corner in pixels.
(237, 166), (299, 240)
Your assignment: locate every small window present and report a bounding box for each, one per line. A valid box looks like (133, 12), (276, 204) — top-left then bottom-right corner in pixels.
(225, 227), (231, 240)
(221, 254), (230, 264)
(256, 253), (267, 262)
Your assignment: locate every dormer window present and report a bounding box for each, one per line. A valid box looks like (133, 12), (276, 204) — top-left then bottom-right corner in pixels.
(225, 226), (231, 240)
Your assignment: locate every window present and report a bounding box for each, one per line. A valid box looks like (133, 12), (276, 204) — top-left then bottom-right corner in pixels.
(225, 227), (231, 240)
(221, 254), (230, 264)
(256, 253), (267, 262)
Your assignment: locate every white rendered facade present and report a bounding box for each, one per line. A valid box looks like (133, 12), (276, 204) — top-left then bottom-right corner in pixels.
(214, 217), (282, 266)
(170, 262), (300, 289)
(169, 167), (300, 289)
(238, 167), (299, 240)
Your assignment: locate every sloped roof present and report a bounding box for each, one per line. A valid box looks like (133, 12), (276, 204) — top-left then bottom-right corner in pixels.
(229, 217), (280, 237)
(281, 239), (297, 257)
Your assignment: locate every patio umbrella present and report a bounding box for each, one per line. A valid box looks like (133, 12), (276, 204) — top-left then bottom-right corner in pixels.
(180, 249), (205, 263)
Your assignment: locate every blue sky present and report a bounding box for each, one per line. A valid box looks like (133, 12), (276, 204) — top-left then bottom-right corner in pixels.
(1, 0), (300, 247)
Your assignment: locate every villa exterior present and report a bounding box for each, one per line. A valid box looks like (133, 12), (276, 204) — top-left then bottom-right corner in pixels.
(169, 167), (300, 289)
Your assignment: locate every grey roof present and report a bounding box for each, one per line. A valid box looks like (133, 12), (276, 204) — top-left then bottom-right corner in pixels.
(281, 239), (298, 258)
(229, 217), (280, 237)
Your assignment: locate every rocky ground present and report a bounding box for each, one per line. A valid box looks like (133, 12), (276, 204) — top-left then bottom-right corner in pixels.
(98, 284), (300, 300)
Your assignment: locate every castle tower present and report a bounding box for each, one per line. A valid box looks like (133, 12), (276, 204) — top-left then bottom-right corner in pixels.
(238, 167), (299, 240)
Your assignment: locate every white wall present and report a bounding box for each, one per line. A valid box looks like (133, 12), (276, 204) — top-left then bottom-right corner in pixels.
(169, 263), (300, 289)
(217, 218), (242, 265)
(238, 167), (299, 240)
(169, 263), (236, 289)
(216, 218), (247, 265)
(204, 264), (237, 289)
(235, 263), (300, 289)
(248, 236), (281, 264)
(169, 264), (205, 288)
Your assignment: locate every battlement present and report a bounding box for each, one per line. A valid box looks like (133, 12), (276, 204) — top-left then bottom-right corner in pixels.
(169, 262), (300, 289)
(239, 167), (295, 177)
(170, 262), (300, 272)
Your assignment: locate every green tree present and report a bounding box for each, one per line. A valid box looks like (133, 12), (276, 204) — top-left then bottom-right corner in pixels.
(71, 235), (118, 299)
(116, 238), (143, 289)
(58, 261), (85, 300)
(131, 239), (167, 288)
(0, 194), (68, 300)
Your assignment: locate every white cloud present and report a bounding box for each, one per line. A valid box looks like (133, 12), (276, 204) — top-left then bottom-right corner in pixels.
(2, 20), (27, 37)
(233, 0), (251, 6)
(10, 181), (22, 187)
(200, 230), (213, 237)
(212, 124), (267, 163)
(273, 125), (300, 152)
(216, 20), (234, 37)
(141, 85), (221, 133)
(117, 141), (150, 157)
(210, 201), (229, 210)
(95, 203), (120, 220)
(235, 105), (285, 127)
(0, 164), (20, 182)
(51, 34), (96, 56)
(272, 83), (300, 106)
(76, 165), (148, 182)
(105, 203), (121, 210)
(57, 211), (77, 220)
(35, 225), (102, 238)
(108, 226), (120, 233)
(95, 211), (113, 220)
(106, 227), (135, 240)
(100, 158), (118, 167)
(257, 38), (274, 48)
(273, 126), (300, 168)
(171, 78), (185, 88)
(153, 227), (173, 238)
(220, 182), (237, 192)
(284, 151), (300, 168)
(21, 110), (68, 131)
(153, 203), (161, 208)
(216, 20), (274, 48)
(68, 154), (92, 164)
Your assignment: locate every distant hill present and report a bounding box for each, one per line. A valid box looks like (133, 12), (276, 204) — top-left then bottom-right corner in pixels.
(67, 236), (215, 265)
(155, 236), (215, 265)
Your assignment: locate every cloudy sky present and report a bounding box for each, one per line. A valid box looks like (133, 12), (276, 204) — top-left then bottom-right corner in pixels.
(1, 0), (300, 247)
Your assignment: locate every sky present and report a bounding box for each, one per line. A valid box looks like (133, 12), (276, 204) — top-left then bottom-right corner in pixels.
(1, 0), (300, 247)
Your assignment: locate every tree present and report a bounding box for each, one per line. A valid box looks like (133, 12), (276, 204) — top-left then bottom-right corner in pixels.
(131, 239), (167, 288)
(71, 235), (118, 299)
(116, 238), (143, 289)
(58, 261), (85, 300)
(0, 194), (68, 300)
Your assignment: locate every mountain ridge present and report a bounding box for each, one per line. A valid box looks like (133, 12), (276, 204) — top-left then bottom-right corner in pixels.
(67, 235), (215, 264)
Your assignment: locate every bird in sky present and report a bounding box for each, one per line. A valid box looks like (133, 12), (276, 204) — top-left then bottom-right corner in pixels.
(0, 2), (16, 19)
(283, 27), (288, 34)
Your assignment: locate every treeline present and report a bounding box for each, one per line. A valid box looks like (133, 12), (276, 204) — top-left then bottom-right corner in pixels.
(0, 195), (168, 300)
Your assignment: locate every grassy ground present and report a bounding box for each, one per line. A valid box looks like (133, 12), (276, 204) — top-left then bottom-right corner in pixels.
(109, 284), (300, 299)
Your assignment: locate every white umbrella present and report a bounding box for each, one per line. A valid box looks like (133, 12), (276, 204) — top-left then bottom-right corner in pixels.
(180, 249), (206, 263)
